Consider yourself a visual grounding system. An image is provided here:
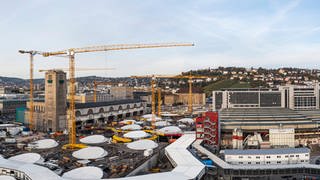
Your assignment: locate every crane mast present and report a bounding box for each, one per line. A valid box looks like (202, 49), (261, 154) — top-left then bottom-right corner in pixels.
(132, 74), (212, 115)
(157, 87), (162, 117)
(18, 50), (44, 130)
(151, 78), (156, 128)
(29, 53), (34, 130)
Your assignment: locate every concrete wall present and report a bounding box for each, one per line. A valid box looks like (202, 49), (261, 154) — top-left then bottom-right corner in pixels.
(126, 151), (162, 177)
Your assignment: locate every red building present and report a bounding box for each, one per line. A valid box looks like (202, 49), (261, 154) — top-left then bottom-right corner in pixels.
(195, 111), (220, 147)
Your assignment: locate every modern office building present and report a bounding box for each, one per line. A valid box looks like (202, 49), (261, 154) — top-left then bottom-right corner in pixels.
(212, 82), (320, 111)
(213, 83), (320, 133)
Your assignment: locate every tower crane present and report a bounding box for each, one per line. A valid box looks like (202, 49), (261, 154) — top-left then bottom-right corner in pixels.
(130, 75), (159, 129)
(36, 42), (193, 149)
(132, 74), (214, 115)
(18, 50), (44, 130)
(157, 87), (162, 117)
(93, 81), (128, 102)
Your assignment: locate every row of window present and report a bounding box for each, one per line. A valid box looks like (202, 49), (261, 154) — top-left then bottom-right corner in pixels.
(236, 160), (308, 165)
(238, 154), (308, 159)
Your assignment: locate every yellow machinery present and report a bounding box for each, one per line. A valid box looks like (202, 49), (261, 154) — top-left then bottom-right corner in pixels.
(112, 135), (132, 143)
(27, 43), (193, 149)
(131, 75), (159, 129)
(132, 74), (213, 114)
(18, 50), (45, 130)
(62, 143), (87, 150)
(157, 87), (162, 117)
(161, 74), (213, 114)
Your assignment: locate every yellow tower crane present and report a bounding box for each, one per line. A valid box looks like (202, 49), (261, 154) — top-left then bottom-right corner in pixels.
(132, 74), (213, 115)
(93, 81), (128, 102)
(18, 50), (45, 130)
(131, 75), (159, 129)
(157, 87), (162, 117)
(30, 42), (193, 149)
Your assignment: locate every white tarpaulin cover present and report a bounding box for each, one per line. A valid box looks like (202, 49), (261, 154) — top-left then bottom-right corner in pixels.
(159, 126), (182, 135)
(123, 131), (149, 139)
(0, 176), (16, 180)
(29, 139), (59, 149)
(80, 135), (109, 144)
(9, 153), (43, 164)
(127, 139), (158, 150)
(62, 166), (103, 179)
(155, 121), (171, 127)
(121, 124), (142, 131)
(72, 147), (108, 160)
(178, 118), (194, 124)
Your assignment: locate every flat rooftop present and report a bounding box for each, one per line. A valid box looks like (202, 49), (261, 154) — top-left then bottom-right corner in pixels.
(223, 148), (310, 155)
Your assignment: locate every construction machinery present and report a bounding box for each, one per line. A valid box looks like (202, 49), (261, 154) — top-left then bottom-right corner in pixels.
(131, 75), (159, 129)
(18, 50), (45, 130)
(157, 87), (162, 117)
(32, 42), (193, 149)
(93, 81), (128, 102)
(132, 74), (212, 115)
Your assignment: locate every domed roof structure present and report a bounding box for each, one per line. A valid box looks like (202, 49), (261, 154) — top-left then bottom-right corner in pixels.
(9, 153), (43, 164)
(127, 139), (158, 150)
(79, 135), (109, 144)
(121, 124), (142, 131)
(62, 166), (103, 179)
(72, 147), (108, 160)
(123, 131), (149, 139)
(28, 139), (58, 149)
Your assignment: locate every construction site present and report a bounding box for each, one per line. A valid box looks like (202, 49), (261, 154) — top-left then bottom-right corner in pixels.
(0, 43), (214, 180)
(1, 40), (320, 180)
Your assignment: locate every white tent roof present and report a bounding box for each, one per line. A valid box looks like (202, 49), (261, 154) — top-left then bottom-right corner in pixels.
(141, 114), (153, 118)
(72, 147), (108, 160)
(178, 118), (194, 124)
(9, 153), (43, 164)
(155, 121), (171, 127)
(62, 166), (103, 180)
(123, 131), (149, 139)
(127, 139), (158, 150)
(0, 176), (16, 180)
(178, 124), (187, 128)
(79, 135), (109, 144)
(161, 113), (179, 117)
(159, 126), (182, 135)
(135, 121), (144, 125)
(29, 139), (59, 149)
(121, 124), (142, 131)
(0, 124), (16, 127)
(146, 117), (162, 122)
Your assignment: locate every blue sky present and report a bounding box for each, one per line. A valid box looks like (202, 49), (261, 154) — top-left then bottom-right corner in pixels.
(1, 0), (320, 78)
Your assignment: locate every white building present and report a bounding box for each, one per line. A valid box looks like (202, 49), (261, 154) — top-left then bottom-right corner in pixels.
(269, 128), (295, 148)
(223, 148), (310, 165)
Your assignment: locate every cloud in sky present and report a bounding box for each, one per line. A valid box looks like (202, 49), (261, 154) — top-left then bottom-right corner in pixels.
(0, 0), (320, 78)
